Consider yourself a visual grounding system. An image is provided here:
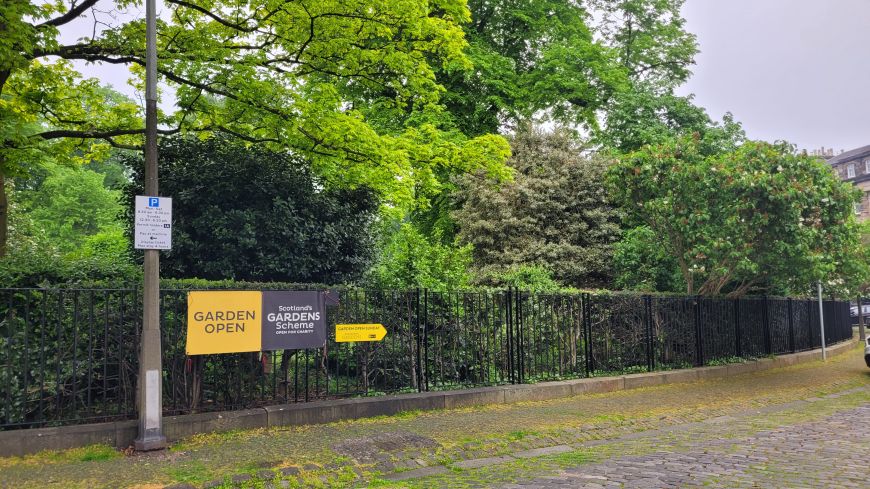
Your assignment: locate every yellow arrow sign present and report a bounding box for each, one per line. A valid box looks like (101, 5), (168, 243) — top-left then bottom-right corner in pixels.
(336, 323), (387, 342)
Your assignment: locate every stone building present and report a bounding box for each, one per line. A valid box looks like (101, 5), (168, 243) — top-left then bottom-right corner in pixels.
(824, 145), (870, 221)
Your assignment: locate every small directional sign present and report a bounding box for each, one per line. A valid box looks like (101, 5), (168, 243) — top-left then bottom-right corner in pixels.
(134, 195), (172, 250)
(335, 324), (387, 343)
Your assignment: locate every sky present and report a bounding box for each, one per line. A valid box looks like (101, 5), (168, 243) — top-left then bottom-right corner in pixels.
(678, 0), (870, 153)
(62, 0), (870, 154)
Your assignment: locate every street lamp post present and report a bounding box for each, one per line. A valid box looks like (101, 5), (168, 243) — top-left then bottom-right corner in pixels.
(134, 0), (167, 451)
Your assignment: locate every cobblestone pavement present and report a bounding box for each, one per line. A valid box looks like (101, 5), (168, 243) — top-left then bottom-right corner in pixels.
(1, 345), (868, 488)
(380, 386), (870, 488)
(501, 403), (870, 488)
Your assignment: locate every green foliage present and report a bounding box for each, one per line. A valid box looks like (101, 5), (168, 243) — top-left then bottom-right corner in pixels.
(454, 125), (622, 288)
(597, 88), (745, 154)
(1, 0), (512, 255)
(0, 237), (138, 287)
(831, 220), (870, 297)
(613, 226), (683, 292)
(481, 264), (561, 292)
(588, 1), (744, 156)
(122, 136), (379, 284)
(609, 137), (863, 296)
(367, 222), (472, 291)
(590, 0), (698, 89)
(436, 0), (627, 137)
(83, 151), (131, 190)
(157, 278), (330, 291)
(20, 163), (123, 252)
(0, 161), (137, 287)
(1, 61), (143, 175)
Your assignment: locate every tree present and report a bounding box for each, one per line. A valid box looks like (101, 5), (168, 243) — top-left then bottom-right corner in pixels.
(586, 0), (739, 154)
(596, 88), (745, 154)
(367, 222), (472, 291)
(435, 0), (627, 137)
(0, 170), (137, 287)
(609, 137), (863, 296)
(0, 0), (511, 256)
(122, 136), (380, 284)
(454, 125), (622, 288)
(612, 225), (683, 292)
(350, 1), (630, 244)
(19, 162), (123, 253)
(589, 0), (697, 89)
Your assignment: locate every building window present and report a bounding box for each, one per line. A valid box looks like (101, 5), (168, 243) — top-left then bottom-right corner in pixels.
(847, 164), (856, 178)
(865, 158), (870, 173)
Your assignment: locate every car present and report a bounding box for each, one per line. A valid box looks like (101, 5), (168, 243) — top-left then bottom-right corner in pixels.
(850, 303), (870, 319)
(865, 336), (870, 368)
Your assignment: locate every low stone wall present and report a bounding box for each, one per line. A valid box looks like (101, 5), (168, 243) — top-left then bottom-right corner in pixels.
(0, 339), (856, 457)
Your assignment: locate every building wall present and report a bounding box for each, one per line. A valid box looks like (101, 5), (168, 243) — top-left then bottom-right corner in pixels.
(855, 181), (870, 221)
(833, 156), (870, 181)
(827, 149), (870, 222)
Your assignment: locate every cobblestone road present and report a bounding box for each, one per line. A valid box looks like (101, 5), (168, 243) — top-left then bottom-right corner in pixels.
(503, 403), (870, 488)
(1, 344), (868, 488)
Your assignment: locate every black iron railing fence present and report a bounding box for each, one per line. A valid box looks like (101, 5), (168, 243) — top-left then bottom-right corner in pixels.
(0, 288), (853, 430)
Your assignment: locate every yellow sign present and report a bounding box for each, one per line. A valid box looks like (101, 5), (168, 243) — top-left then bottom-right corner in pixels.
(335, 323), (387, 342)
(186, 291), (262, 355)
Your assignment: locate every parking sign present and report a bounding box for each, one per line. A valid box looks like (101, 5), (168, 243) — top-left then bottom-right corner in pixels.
(135, 195), (172, 250)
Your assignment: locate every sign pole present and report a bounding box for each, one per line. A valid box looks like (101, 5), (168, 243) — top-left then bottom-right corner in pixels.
(134, 0), (166, 451)
(858, 296), (867, 343)
(817, 282), (826, 362)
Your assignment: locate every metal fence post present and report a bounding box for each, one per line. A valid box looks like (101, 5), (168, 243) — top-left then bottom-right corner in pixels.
(787, 298), (795, 353)
(694, 295), (704, 366)
(506, 288), (514, 384)
(644, 295), (653, 372)
(414, 288), (422, 392)
(582, 293), (592, 377)
(734, 298), (742, 358)
(515, 287), (524, 384)
(423, 289), (429, 392)
(762, 295), (772, 355)
(817, 283), (827, 361)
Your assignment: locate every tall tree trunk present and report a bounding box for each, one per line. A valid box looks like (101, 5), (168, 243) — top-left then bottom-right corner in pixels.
(0, 171), (7, 258)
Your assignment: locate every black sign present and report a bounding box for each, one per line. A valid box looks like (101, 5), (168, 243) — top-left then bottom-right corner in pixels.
(261, 291), (326, 350)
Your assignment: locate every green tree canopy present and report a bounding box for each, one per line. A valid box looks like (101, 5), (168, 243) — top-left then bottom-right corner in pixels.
(613, 225), (683, 292)
(609, 137), (863, 297)
(587, 0), (744, 155)
(367, 222), (472, 291)
(20, 162), (123, 253)
(596, 88), (745, 154)
(434, 0), (627, 137)
(590, 0), (697, 90)
(454, 125), (622, 288)
(0, 0), (511, 256)
(1, 160), (136, 287)
(122, 136), (380, 284)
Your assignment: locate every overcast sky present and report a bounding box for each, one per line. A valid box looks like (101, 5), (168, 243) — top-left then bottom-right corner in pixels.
(65, 1), (870, 153)
(678, 0), (870, 153)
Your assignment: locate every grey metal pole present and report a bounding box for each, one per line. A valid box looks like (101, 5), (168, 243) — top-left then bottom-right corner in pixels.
(817, 282), (826, 361)
(859, 296), (867, 343)
(134, 0), (166, 451)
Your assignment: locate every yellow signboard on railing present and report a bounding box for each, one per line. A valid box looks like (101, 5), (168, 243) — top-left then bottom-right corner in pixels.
(335, 323), (387, 342)
(186, 291), (262, 355)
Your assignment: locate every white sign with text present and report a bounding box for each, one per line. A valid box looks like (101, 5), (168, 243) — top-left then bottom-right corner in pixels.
(134, 196), (172, 250)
